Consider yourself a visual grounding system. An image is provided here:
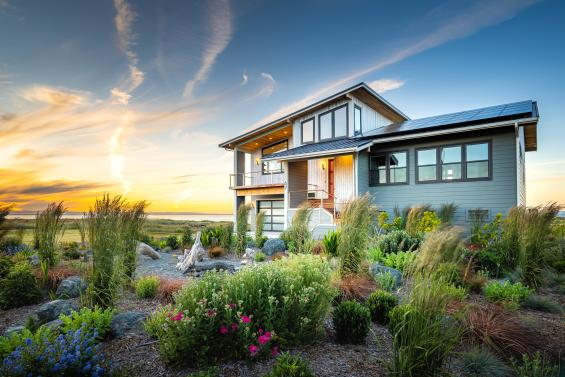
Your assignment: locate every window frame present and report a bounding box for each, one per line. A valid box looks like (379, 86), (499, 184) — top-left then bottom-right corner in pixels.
(416, 140), (492, 184)
(354, 104), (362, 136)
(261, 140), (288, 175)
(317, 103), (349, 141)
(300, 117), (315, 145)
(368, 150), (409, 187)
(257, 200), (284, 232)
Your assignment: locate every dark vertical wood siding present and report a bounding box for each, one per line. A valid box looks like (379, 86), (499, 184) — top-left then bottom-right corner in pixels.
(288, 160), (308, 208)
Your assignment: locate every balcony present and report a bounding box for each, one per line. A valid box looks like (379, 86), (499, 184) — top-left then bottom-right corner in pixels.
(229, 170), (285, 190)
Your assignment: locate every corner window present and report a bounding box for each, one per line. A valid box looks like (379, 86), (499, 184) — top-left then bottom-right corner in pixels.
(440, 146), (462, 181)
(369, 151), (408, 186)
(301, 118), (314, 144)
(318, 104), (349, 141)
(262, 140), (287, 174)
(466, 142), (490, 179)
(354, 105), (362, 135)
(417, 148), (437, 182)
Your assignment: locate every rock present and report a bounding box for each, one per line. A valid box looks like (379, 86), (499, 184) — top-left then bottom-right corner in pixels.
(44, 319), (64, 331)
(162, 246), (172, 253)
(3, 325), (25, 336)
(262, 238), (285, 256)
(28, 254), (39, 267)
(56, 276), (87, 299)
(243, 248), (256, 260)
(137, 242), (160, 260)
(110, 311), (148, 338)
(35, 299), (78, 323)
(371, 264), (403, 288)
(192, 259), (241, 273)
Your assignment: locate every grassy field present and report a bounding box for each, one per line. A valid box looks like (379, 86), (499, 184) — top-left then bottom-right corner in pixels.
(3, 218), (232, 244)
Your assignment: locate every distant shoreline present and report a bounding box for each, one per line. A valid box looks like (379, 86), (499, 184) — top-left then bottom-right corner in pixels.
(7, 212), (233, 222)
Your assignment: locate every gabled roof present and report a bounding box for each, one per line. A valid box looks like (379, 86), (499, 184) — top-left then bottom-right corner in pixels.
(219, 82), (409, 150)
(262, 138), (372, 161)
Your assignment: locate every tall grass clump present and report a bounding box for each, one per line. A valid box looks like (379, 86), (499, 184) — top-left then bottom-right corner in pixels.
(235, 203), (253, 256)
(337, 194), (374, 275)
(121, 200), (148, 279)
(437, 203), (458, 225)
(281, 202), (312, 254)
(34, 202), (65, 283)
(322, 229), (340, 257)
(404, 205), (431, 236)
(411, 227), (463, 277)
(0, 204), (13, 243)
(74, 215), (87, 247)
(255, 210), (266, 247)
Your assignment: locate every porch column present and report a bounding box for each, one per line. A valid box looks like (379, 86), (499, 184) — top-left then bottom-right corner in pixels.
(283, 161), (289, 230)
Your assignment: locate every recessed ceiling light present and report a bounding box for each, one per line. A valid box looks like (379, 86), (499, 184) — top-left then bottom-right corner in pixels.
(284, 131), (288, 134)
(269, 137), (272, 140)
(255, 142), (259, 145)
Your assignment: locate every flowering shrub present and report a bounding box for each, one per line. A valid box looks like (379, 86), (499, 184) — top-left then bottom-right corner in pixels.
(0, 325), (109, 376)
(145, 254), (333, 366)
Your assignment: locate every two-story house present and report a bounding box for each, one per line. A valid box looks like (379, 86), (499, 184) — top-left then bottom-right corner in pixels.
(219, 83), (538, 238)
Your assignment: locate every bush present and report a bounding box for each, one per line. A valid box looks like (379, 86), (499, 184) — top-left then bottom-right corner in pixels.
(280, 203), (312, 254)
(35, 264), (82, 291)
(62, 241), (81, 259)
(188, 367), (220, 377)
(255, 251), (266, 262)
(0, 235), (26, 255)
(374, 271), (396, 292)
(0, 261), (42, 310)
(208, 246), (225, 258)
(366, 290), (398, 324)
(60, 306), (115, 340)
(0, 255), (14, 279)
(265, 353), (315, 377)
(0, 325), (109, 376)
(522, 295), (562, 313)
(412, 228), (464, 276)
(165, 235), (179, 249)
(437, 203), (458, 225)
(483, 281), (533, 309)
(511, 352), (558, 377)
(436, 262), (463, 287)
(375, 230), (422, 255)
(146, 254), (333, 366)
(156, 277), (185, 303)
(333, 274), (377, 302)
(381, 250), (417, 273)
(136, 275), (160, 299)
(322, 230), (340, 257)
(417, 211), (441, 233)
(181, 226), (194, 248)
(460, 347), (512, 377)
(235, 204), (253, 256)
(332, 300), (371, 344)
(255, 211), (266, 247)
(338, 194), (374, 275)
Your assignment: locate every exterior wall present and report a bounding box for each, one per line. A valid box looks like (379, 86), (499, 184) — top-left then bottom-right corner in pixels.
(334, 155), (354, 208)
(357, 129), (519, 225)
(350, 94), (393, 135)
(288, 160), (308, 208)
(517, 126), (526, 206)
(246, 138), (293, 186)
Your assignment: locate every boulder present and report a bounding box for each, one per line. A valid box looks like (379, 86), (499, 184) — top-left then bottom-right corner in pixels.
(35, 299), (78, 323)
(56, 276), (87, 299)
(28, 254), (40, 267)
(3, 325), (24, 336)
(262, 238), (285, 256)
(44, 319), (64, 331)
(243, 248), (256, 260)
(192, 259), (241, 273)
(110, 311), (148, 338)
(371, 264), (403, 289)
(137, 242), (160, 260)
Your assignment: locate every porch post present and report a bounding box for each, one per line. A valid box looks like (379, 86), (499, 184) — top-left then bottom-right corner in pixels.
(283, 161), (289, 230)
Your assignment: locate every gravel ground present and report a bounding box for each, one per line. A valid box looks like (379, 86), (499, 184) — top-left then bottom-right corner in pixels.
(0, 299), (48, 333)
(136, 251), (185, 279)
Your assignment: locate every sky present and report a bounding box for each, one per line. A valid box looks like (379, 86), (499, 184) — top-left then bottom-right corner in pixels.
(0, 0), (564, 214)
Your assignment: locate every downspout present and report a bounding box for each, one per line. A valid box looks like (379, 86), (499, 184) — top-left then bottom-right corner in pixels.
(514, 122), (520, 207)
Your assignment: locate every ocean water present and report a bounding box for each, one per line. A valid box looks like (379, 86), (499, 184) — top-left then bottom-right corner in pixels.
(7, 212), (233, 222)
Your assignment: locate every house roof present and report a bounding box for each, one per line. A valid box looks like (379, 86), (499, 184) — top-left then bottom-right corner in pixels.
(263, 100), (539, 161)
(218, 82), (409, 150)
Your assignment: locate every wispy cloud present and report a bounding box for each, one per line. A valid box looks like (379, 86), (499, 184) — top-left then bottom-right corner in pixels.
(183, 0), (233, 98)
(21, 85), (87, 106)
(250, 0), (539, 129)
(368, 78), (405, 93)
(241, 70), (248, 86)
(257, 73), (277, 98)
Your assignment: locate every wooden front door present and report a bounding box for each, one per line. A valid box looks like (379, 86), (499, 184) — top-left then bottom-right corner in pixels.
(328, 159), (335, 198)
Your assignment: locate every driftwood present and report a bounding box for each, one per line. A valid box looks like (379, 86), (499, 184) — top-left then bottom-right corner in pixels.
(176, 231), (206, 273)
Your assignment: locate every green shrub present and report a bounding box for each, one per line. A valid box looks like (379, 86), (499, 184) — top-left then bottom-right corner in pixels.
(381, 250), (417, 273)
(60, 306), (115, 340)
(165, 235), (179, 249)
(62, 241), (81, 259)
(181, 226), (194, 247)
(375, 230), (422, 255)
(511, 352), (558, 377)
(483, 281), (533, 309)
(366, 290), (398, 324)
(0, 261), (42, 310)
(280, 203), (312, 254)
(412, 228), (464, 276)
(322, 229), (340, 257)
(235, 204), (253, 256)
(188, 367), (220, 377)
(476, 243), (506, 278)
(332, 300), (371, 344)
(0, 255), (14, 279)
(522, 295), (562, 314)
(139, 233), (159, 249)
(146, 254), (333, 366)
(0, 326), (56, 359)
(374, 271), (396, 292)
(405, 205), (431, 236)
(121, 201), (147, 278)
(435, 262), (463, 287)
(417, 211), (441, 233)
(136, 275), (160, 299)
(338, 194), (374, 275)
(255, 211), (266, 247)
(265, 353), (315, 377)
(254, 251), (266, 262)
(460, 347), (512, 377)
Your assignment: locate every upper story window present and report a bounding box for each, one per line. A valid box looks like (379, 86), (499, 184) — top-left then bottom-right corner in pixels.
(318, 104), (348, 141)
(301, 118), (314, 144)
(354, 105), (362, 135)
(369, 151), (408, 186)
(417, 141), (491, 183)
(262, 140), (287, 174)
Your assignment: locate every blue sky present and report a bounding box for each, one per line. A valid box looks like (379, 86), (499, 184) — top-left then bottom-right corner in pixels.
(0, 0), (563, 212)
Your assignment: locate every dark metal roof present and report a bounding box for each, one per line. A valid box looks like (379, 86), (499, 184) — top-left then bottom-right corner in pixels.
(263, 138), (371, 160)
(362, 100), (537, 139)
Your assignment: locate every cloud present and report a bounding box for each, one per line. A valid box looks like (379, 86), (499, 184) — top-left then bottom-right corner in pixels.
(183, 0), (233, 98)
(109, 112), (134, 194)
(0, 0), (8, 9)
(257, 73), (277, 98)
(21, 85), (87, 106)
(368, 78), (405, 93)
(249, 0), (539, 129)
(111, 0), (144, 105)
(241, 70), (248, 85)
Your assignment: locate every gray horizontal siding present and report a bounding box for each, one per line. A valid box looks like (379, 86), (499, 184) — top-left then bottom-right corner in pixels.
(358, 130), (518, 225)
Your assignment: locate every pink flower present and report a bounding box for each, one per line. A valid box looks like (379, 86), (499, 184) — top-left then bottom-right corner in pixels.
(248, 344), (259, 355)
(219, 325), (228, 335)
(258, 331), (271, 345)
(241, 315), (251, 324)
(264, 331), (271, 338)
(230, 323), (239, 332)
(271, 346), (280, 357)
(171, 312), (183, 321)
(228, 303), (236, 309)
(207, 310), (217, 318)
(258, 329), (263, 335)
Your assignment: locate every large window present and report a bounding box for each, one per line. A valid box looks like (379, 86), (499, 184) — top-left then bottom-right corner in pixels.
(369, 151), (408, 186)
(258, 200), (284, 231)
(301, 118), (314, 144)
(354, 105), (362, 135)
(417, 141), (491, 183)
(262, 140), (287, 174)
(318, 104), (348, 141)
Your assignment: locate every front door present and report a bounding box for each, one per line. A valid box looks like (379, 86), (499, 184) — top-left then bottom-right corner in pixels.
(328, 159), (335, 199)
